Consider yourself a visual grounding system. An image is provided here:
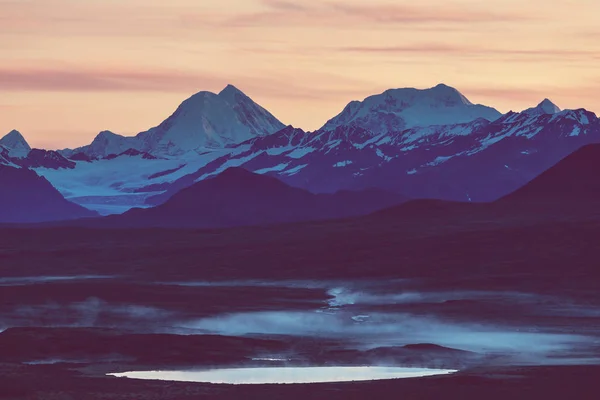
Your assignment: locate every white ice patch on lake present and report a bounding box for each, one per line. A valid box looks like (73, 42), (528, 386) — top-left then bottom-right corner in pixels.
(109, 366), (457, 384)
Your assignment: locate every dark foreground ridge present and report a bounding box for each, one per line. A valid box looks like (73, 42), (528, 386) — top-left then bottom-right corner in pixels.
(0, 165), (97, 223)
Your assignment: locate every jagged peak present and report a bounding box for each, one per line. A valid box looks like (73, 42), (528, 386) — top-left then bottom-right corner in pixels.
(179, 90), (218, 106)
(163, 85), (251, 115)
(1, 129), (29, 144)
(90, 130), (126, 144)
(537, 98), (561, 114)
(0, 129), (31, 157)
(218, 84), (251, 105)
(523, 99), (561, 115)
(4, 129), (24, 138)
(429, 83), (473, 105)
(279, 124), (304, 133)
(96, 130), (121, 138)
(322, 83), (500, 132)
(380, 83), (473, 106)
(219, 84), (244, 96)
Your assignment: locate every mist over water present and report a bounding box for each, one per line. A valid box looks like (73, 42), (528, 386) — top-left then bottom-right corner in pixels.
(175, 283), (600, 360)
(2, 297), (173, 329)
(2, 277), (598, 366)
(182, 310), (590, 355)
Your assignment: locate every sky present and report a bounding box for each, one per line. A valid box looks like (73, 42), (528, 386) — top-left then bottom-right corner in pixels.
(1, 0), (600, 149)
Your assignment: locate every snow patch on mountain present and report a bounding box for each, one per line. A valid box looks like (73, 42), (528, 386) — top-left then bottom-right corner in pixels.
(288, 147), (316, 158)
(36, 148), (231, 214)
(427, 155), (454, 166)
(282, 164), (308, 175)
(334, 160), (353, 167)
(254, 163), (289, 174)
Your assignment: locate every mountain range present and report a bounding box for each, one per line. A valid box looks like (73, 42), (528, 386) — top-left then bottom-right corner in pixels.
(2, 83), (600, 224)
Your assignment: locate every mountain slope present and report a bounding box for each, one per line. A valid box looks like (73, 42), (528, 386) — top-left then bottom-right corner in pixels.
(369, 143), (600, 228)
(321, 84), (501, 133)
(0, 165), (98, 223)
(98, 168), (407, 228)
(398, 107), (600, 201)
(499, 144), (600, 206)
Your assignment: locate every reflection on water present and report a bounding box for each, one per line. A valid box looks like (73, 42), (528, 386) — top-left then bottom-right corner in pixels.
(110, 366), (457, 384)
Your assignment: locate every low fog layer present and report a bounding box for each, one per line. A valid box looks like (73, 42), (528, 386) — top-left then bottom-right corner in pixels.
(2, 277), (598, 364)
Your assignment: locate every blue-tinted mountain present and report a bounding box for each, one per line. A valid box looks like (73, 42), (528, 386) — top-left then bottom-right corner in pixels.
(62, 85), (285, 158)
(146, 99), (599, 205)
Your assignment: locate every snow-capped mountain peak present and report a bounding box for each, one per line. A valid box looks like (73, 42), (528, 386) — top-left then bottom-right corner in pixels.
(133, 85), (285, 156)
(321, 84), (501, 134)
(0, 129), (31, 158)
(72, 130), (140, 158)
(523, 99), (561, 116)
(218, 84), (246, 102)
(427, 83), (473, 106)
(59, 86), (286, 158)
(538, 99), (561, 114)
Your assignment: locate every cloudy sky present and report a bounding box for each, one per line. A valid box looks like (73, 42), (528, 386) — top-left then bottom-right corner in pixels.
(2, 0), (599, 148)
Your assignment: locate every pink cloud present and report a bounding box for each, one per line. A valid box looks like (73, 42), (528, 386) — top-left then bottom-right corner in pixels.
(329, 2), (527, 24)
(0, 65), (376, 103)
(225, 1), (529, 28)
(0, 67), (222, 92)
(462, 87), (549, 104)
(339, 43), (467, 54)
(262, 0), (311, 12)
(338, 44), (600, 63)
